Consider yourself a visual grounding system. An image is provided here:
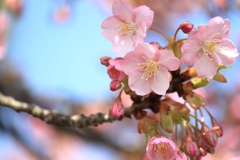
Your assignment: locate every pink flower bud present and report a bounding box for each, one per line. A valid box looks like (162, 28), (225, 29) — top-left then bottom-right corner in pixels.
(182, 135), (199, 157)
(211, 117), (223, 137)
(100, 56), (112, 66)
(149, 42), (162, 49)
(180, 21), (194, 34)
(109, 97), (124, 118)
(175, 151), (188, 160)
(107, 58), (126, 81)
(201, 124), (218, 148)
(110, 80), (122, 91)
(146, 136), (178, 160)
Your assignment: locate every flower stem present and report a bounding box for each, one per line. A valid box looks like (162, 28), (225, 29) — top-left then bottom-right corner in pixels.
(149, 27), (169, 40)
(188, 114), (204, 124)
(173, 27), (180, 41)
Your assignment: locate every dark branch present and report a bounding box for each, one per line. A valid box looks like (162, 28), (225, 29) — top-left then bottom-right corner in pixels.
(0, 92), (150, 128)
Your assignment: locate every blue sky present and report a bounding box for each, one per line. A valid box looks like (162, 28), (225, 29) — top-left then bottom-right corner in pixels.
(6, 0), (240, 103)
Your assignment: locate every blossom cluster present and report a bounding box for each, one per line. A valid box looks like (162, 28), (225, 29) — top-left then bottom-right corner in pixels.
(100, 0), (238, 160)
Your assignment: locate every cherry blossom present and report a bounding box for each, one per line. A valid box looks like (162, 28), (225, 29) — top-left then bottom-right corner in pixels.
(121, 43), (180, 96)
(146, 136), (178, 160)
(181, 16), (238, 79)
(101, 0), (154, 55)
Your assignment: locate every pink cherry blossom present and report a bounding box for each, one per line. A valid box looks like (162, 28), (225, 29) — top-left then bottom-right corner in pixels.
(109, 97), (124, 118)
(107, 58), (126, 82)
(146, 136), (178, 160)
(121, 43), (180, 96)
(181, 16), (239, 79)
(101, 0), (154, 55)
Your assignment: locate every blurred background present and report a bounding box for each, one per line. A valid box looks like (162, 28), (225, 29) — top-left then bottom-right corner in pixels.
(0, 0), (240, 159)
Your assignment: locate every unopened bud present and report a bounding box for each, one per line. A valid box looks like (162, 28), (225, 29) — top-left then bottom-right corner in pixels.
(199, 147), (208, 157)
(180, 21), (194, 34)
(213, 72), (227, 83)
(100, 56), (111, 66)
(185, 92), (205, 109)
(211, 117), (223, 137)
(201, 124), (218, 148)
(109, 97), (124, 118)
(149, 42), (162, 49)
(110, 80), (122, 91)
(182, 135), (199, 157)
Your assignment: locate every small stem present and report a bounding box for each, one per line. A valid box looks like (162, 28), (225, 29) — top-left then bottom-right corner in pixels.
(149, 28), (169, 40)
(175, 124), (178, 143)
(170, 115), (176, 142)
(188, 123), (200, 131)
(194, 109), (198, 129)
(199, 108), (204, 123)
(173, 27), (181, 41)
(188, 114), (204, 124)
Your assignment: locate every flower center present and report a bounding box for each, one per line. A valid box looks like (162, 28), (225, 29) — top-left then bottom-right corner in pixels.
(153, 142), (175, 160)
(138, 56), (160, 81)
(114, 16), (136, 37)
(201, 33), (223, 61)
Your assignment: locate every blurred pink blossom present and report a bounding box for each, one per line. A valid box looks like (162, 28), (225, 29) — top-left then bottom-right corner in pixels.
(101, 0), (154, 55)
(146, 136), (178, 160)
(0, 11), (9, 60)
(181, 16), (238, 79)
(53, 3), (71, 23)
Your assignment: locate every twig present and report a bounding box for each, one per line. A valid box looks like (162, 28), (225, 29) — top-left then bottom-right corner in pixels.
(0, 92), (149, 129)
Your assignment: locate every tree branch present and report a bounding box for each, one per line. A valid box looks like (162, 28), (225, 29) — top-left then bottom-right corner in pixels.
(0, 92), (149, 128)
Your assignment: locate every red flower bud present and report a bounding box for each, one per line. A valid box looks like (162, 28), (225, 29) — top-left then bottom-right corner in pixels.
(182, 135), (199, 157)
(149, 42), (162, 49)
(211, 117), (223, 137)
(110, 80), (122, 91)
(109, 97), (124, 118)
(100, 56), (111, 66)
(180, 21), (194, 34)
(201, 124), (218, 148)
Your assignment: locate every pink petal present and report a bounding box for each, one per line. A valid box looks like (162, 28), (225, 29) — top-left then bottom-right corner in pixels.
(133, 5), (154, 29)
(135, 43), (157, 59)
(129, 69), (152, 95)
(112, 35), (134, 55)
(121, 51), (144, 75)
(197, 25), (213, 41)
(207, 16), (230, 39)
(214, 39), (238, 65)
(133, 23), (147, 46)
(150, 68), (170, 95)
(194, 53), (219, 79)
(156, 50), (180, 71)
(181, 37), (202, 65)
(101, 16), (121, 41)
(187, 28), (198, 39)
(112, 0), (133, 19)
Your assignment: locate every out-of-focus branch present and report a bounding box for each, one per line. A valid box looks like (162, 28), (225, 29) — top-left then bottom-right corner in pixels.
(0, 92), (149, 128)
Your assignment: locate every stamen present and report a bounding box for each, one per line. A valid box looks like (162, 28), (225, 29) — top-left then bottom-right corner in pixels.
(137, 56), (160, 81)
(201, 33), (224, 61)
(114, 16), (136, 38)
(153, 142), (175, 160)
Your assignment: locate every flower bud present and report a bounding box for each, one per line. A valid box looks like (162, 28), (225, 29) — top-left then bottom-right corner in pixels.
(211, 119), (223, 138)
(182, 135), (199, 157)
(146, 136), (178, 160)
(110, 80), (122, 91)
(175, 151), (188, 160)
(213, 72), (227, 83)
(100, 56), (111, 66)
(199, 147), (208, 157)
(109, 97), (124, 118)
(149, 42), (162, 49)
(185, 92), (205, 109)
(201, 124), (218, 148)
(180, 21), (194, 34)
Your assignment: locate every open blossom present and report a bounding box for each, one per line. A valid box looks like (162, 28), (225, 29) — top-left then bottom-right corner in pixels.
(146, 136), (178, 160)
(121, 43), (180, 96)
(181, 16), (239, 79)
(101, 0), (154, 55)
